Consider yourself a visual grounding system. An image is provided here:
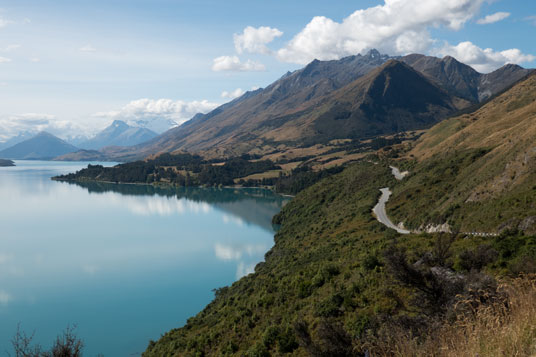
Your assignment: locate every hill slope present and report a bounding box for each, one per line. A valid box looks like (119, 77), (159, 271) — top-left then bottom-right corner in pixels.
(0, 132), (79, 160)
(144, 159), (536, 355)
(388, 72), (536, 233)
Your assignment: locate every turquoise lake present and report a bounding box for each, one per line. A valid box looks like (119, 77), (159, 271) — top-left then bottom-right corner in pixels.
(0, 161), (289, 356)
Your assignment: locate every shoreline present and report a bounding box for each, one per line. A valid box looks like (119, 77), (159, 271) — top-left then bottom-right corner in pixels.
(51, 177), (294, 196)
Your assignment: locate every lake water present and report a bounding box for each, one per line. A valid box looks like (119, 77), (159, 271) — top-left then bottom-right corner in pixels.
(0, 161), (288, 356)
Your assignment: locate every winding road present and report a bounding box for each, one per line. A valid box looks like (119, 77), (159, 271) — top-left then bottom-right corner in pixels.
(389, 166), (409, 180)
(373, 166), (498, 237)
(372, 187), (410, 234)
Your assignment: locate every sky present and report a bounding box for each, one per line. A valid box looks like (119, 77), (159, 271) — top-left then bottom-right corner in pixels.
(0, 0), (535, 141)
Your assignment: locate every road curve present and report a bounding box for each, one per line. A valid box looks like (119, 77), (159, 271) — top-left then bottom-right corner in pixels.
(372, 187), (410, 234)
(389, 166), (409, 180)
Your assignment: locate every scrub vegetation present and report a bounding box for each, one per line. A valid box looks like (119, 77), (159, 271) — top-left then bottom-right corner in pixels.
(143, 160), (536, 356)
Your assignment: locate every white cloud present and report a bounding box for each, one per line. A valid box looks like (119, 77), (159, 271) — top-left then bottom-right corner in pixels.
(30, 57), (40, 63)
(221, 88), (245, 99)
(214, 242), (265, 278)
(476, 12), (510, 25)
(82, 264), (99, 275)
(0, 290), (11, 306)
(95, 98), (220, 133)
(0, 98), (221, 143)
(0, 56), (11, 63)
(212, 55), (265, 72)
(126, 196), (212, 216)
(435, 41), (536, 73)
(214, 243), (267, 261)
(234, 26), (283, 55)
(79, 44), (96, 53)
(0, 113), (92, 142)
(277, 0), (486, 64)
(0, 253), (13, 264)
(0, 17), (14, 28)
(525, 16), (536, 26)
(2, 44), (20, 52)
(236, 262), (256, 278)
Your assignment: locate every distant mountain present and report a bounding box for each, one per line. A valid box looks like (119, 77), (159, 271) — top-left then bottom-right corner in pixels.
(67, 134), (92, 147)
(126, 117), (178, 135)
(0, 132), (79, 160)
(100, 50), (532, 161)
(0, 132), (36, 151)
(79, 120), (157, 150)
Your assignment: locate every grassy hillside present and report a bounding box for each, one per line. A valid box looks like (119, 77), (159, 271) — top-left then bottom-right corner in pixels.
(388, 73), (536, 234)
(143, 160), (536, 356)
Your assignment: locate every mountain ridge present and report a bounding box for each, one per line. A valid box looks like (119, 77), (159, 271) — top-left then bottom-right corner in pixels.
(102, 51), (532, 161)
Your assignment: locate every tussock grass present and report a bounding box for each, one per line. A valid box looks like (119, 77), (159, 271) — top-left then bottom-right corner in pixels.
(370, 275), (536, 356)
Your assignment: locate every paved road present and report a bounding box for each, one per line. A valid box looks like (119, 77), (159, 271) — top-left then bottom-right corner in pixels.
(389, 166), (409, 180)
(372, 187), (410, 234)
(373, 166), (498, 236)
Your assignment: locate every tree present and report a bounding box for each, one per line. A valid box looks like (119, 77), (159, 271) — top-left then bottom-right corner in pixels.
(10, 324), (83, 357)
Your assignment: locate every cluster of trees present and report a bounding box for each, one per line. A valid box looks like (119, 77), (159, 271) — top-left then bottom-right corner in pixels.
(55, 151), (359, 196)
(11, 325), (83, 357)
(54, 153), (280, 187)
(239, 165), (345, 195)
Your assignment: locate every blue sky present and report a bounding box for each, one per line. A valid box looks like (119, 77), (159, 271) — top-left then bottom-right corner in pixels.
(0, 0), (535, 140)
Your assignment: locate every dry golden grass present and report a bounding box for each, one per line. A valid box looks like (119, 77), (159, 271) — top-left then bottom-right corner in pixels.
(369, 275), (536, 357)
(236, 169), (283, 181)
(411, 74), (536, 161)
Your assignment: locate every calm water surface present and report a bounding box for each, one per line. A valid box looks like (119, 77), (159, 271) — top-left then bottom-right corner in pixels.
(0, 161), (288, 356)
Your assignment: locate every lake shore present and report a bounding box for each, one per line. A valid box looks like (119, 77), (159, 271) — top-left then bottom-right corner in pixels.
(0, 159), (15, 167)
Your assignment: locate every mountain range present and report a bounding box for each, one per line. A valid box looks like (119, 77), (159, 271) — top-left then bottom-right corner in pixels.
(78, 120), (157, 150)
(102, 50), (532, 161)
(1, 50), (532, 163)
(0, 120), (157, 160)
